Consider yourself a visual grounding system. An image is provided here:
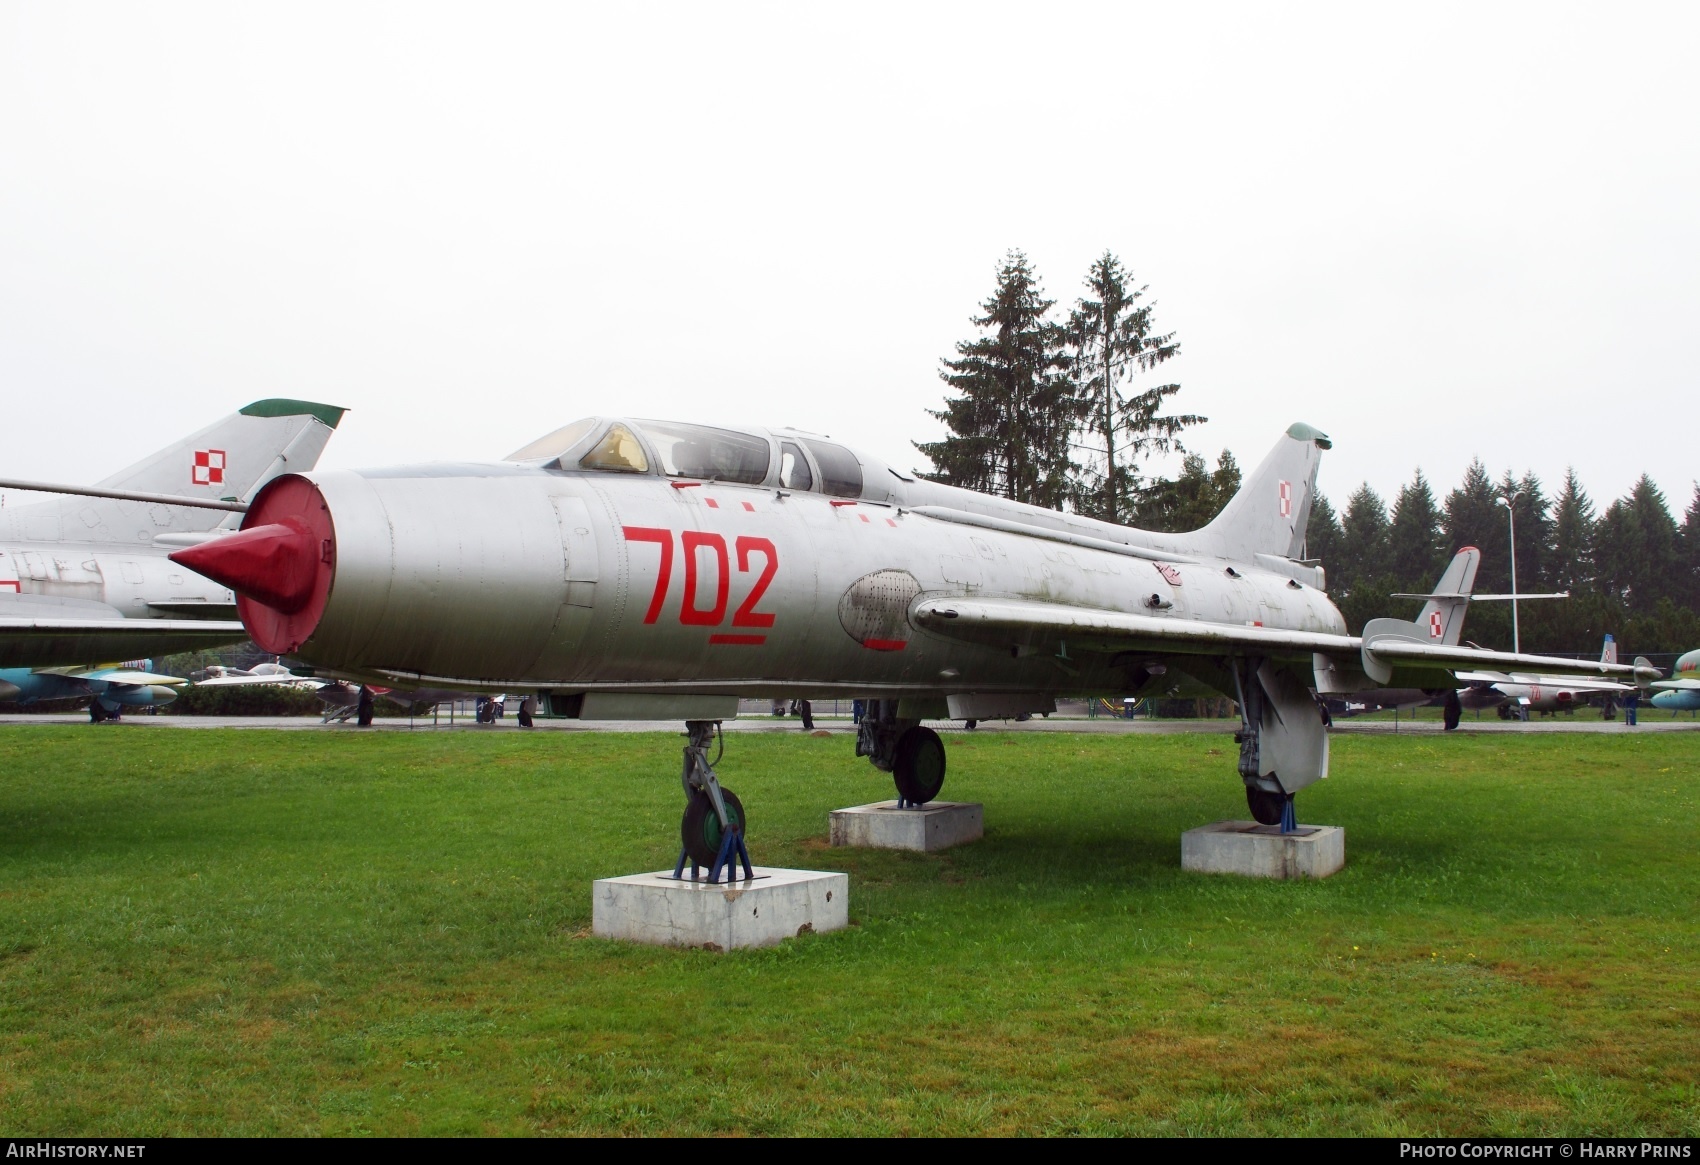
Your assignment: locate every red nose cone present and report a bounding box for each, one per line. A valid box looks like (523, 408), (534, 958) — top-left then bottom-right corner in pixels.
(170, 521), (319, 613)
(169, 474), (336, 654)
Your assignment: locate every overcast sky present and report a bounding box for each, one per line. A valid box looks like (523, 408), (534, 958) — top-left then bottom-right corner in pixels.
(2, 1), (1695, 520)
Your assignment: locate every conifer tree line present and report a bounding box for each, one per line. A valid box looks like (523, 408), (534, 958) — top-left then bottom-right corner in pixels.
(918, 249), (1700, 657)
(1309, 465), (1700, 656)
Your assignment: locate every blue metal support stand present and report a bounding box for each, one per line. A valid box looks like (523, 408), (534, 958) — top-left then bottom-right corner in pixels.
(1279, 798), (1297, 834)
(671, 824), (753, 885)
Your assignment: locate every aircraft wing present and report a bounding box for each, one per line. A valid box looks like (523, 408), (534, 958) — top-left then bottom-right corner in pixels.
(909, 596), (1359, 657)
(194, 673), (322, 688)
(1651, 678), (1700, 691)
(910, 596), (1655, 683)
(1365, 638), (1649, 679)
(0, 616), (249, 669)
(1453, 670), (1634, 693)
(59, 667), (189, 686)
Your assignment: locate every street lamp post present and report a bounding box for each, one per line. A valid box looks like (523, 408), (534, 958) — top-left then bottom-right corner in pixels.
(1497, 492), (1521, 655)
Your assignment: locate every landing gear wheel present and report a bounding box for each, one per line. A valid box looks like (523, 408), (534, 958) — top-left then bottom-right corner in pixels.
(1443, 689), (1462, 731)
(88, 702), (106, 723)
(356, 685), (374, 727)
(893, 726), (946, 804)
(681, 787), (746, 868)
(1247, 786), (1288, 826)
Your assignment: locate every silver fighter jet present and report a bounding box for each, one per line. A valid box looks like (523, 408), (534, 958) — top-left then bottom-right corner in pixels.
(169, 416), (1652, 861)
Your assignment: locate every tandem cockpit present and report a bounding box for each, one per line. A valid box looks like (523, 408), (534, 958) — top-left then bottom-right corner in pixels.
(505, 416), (909, 501)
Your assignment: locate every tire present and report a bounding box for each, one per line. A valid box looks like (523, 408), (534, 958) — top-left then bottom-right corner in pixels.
(680, 788), (746, 868)
(1247, 786), (1286, 826)
(1443, 689), (1462, 731)
(356, 686), (375, 727)
(893, 726), (947, 804)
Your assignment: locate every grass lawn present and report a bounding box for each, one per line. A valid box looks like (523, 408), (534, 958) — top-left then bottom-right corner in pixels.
(0, 724), (1694, 1136)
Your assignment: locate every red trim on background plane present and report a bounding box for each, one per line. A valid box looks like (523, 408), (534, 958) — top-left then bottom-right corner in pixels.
(863, 639), (907, 651)
(709, 634), (767, 645)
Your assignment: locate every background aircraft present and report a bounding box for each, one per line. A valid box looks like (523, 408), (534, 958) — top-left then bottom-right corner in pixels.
(0, 399), (343, 717)
(195, 662), (511, 724)
(1456, 635), (1634, 720)
(1650, 649), (1700, 713)
(171, 415), (1651, 860)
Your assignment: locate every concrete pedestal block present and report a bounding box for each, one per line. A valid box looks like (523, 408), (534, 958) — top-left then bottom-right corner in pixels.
(829, 800), (983, 852)
(592, 866), (847, 950)
(1181, 820), (1345, 879)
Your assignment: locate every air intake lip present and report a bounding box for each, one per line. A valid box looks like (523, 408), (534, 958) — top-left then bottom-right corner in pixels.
(168, 474), (335, 654)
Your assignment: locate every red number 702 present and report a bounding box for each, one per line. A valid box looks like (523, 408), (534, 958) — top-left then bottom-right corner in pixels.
(621, 528), (778, 641)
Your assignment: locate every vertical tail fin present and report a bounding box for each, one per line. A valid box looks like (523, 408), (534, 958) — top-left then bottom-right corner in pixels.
(95, 398), (345, 500)
(1195, 423), (1331, 561)
(3, 399), (345, 543)
(1416, 547), (1481, 645)
(1600, 634), (1617, 666)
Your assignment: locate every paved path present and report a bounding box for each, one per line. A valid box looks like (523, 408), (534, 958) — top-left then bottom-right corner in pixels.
(4, 713), (1695, 735)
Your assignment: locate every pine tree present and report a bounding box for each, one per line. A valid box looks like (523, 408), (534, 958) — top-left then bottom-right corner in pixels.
(1680, 485), (1700, 609)
(1444, 460), (1504, 587)
(917, 251), (1076, 507)
(1138, 450), (1240, 533)
(1549, 469), (1596, 593)
(1305, 492), (1342, 566)
(1500, 470), (1553, 595)
(1340, 484), (1391, 584)
(1387, 470), (1448, 588)
(1064, 252), (1199, 523)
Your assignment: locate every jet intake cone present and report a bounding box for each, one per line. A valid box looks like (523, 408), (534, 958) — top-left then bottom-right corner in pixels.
(169, 521), (320, 613)
(168, 474), (337, 655)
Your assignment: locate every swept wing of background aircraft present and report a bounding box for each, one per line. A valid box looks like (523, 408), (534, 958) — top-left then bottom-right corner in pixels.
(170, 416), (1653, 860)
(0, 399), (344, 718)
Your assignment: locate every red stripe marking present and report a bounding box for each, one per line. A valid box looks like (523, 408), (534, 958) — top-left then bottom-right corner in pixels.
(709, 633), (767, 645)
(858, 513), (870, 523)
(886, 518), (896, 527)
(741, 501), (755, 512)
(862, 638), (907, 651)
(830, 500), (857, 507)
(670, 481), (701, 489)
(705, 497), (719, 508)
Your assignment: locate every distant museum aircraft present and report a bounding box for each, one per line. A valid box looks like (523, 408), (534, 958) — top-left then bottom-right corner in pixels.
(1649, 649), (1700, 713)
(0, 399), (343, 719)
(168, 416), (1652, 860)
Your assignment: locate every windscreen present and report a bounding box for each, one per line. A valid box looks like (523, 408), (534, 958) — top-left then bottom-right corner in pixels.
(634, 420), (770, 485)
(801, 438), (862, 498)
(505, 417), (598, 462)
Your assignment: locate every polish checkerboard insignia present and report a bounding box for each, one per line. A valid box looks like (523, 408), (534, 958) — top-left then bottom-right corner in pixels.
(193, 449), (226, 486)
(1278, 480), (1292, 518)
(1429, 611), (1444, 638)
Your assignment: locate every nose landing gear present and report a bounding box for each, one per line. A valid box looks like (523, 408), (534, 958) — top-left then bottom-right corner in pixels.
(673, 720), (752, 883)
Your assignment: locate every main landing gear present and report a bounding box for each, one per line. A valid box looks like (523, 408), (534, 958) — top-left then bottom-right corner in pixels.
(88, 701), (120, 723)
(673, 720), (752, 883)
(1232, 657), (1328, 833)
(856, 699), (946, 806)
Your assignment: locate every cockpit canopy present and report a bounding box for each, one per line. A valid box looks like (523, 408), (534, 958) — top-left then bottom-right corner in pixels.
(504, 417), (867, 498)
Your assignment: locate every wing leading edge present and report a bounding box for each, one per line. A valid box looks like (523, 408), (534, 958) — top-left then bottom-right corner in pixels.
(909, 596), (1656, 684)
